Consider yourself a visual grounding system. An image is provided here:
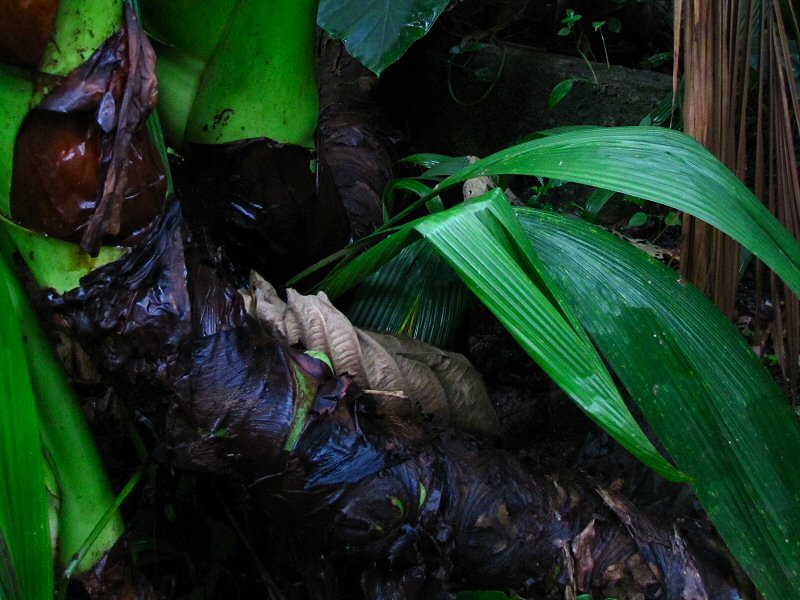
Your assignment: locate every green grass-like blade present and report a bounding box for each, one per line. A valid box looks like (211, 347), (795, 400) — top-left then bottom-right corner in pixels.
(0, 256), (54, 600)
(431, 127), (800, 296)
(319, 190), (685, 481)
(0, 240), (124, 572)
(518, 209), (800, 598)
(319, 221), (419, 298)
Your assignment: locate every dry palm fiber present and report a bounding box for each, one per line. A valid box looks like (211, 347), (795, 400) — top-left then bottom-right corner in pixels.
(676, 0), (800, 398)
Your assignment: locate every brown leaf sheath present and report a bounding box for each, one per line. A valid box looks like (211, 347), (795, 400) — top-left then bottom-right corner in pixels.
(11, 4), (165, 253)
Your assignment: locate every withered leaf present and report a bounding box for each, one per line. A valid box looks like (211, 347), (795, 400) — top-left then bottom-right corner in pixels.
(244, 274), (501, 436)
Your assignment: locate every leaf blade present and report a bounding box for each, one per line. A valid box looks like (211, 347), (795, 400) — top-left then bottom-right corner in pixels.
(0, 254), (54, 600)
(432, 127), (800, 296)
(347, 240), (471, 347)
(317, 0), (450, 75)
(413, 191), (684, 480)
(518, 208), (800, 598)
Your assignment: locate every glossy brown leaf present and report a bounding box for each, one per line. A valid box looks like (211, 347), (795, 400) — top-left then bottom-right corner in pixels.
(10, 4), (165, 254)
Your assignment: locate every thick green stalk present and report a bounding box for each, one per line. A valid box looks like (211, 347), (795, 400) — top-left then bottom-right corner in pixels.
(183, 0), (319, 147)
(0, 235), (124, 573)
(141, 0), (237, 63)
(0, 66), (31, 217)
(39, 0), (122, 77)
(150, 43), (205, 148)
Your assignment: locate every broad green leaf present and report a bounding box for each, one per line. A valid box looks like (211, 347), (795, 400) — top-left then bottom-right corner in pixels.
(319, 221), (419, 298)
(319, 190), (685, 481)
(582, 187), (616, 222)
(347, 240), (470, 347)
(0, 254), (53, 600)
(626, 211), (647, 227)
(548, 78), (574, 108)
(430, 127), (800, 296)
(317, 0), (451, 76)
(0, 526), (20, 600)
(383, 178), (439, 219)
(664, 210), (681, 226)
(518, 209), (800, 599)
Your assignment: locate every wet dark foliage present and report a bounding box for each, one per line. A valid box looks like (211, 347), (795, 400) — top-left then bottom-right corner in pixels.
(9, 8), (752, 599)
(36, 193), (748, 599)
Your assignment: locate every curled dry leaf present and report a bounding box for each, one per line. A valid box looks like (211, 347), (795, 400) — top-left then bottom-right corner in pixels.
(243, 273), (502, 437)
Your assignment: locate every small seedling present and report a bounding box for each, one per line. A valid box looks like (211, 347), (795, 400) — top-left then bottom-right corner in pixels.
(550, 9), (621, 108)
(592, 17), (621, 69)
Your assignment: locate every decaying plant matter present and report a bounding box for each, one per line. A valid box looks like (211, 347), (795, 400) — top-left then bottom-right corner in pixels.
(11, 5), (165, 254)
(6, 1), (800, 598)
(40, 196), (745, 599)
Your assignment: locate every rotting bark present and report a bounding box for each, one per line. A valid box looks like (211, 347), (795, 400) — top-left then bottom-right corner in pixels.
(316, 36), (396, 240)
(42, 203), (746, 600)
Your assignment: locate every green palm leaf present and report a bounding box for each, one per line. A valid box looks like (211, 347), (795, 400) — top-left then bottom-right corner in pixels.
(347, 240), (470, 348)
(319, 189), (685, 481)
(428, 126), (800, 296)
(518, 208), (800, 598)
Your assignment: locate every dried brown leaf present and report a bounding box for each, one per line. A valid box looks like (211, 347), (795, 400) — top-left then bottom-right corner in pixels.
(245, 274), (501, 436)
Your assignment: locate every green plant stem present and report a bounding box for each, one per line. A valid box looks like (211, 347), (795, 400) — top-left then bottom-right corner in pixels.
(141, 0), (237, 63)
(599, 30), (610, 69)
(578, 48), (599, 85)
(39, 0), (122, 78)
(0, 65), (33, 216)
(150, 43), (205, 148)
(0, 236), (124, 573)
(58, 465), (144, 595)
(183, 0), (320, 147)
